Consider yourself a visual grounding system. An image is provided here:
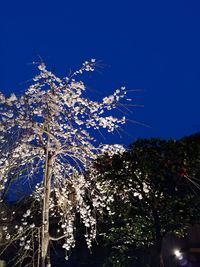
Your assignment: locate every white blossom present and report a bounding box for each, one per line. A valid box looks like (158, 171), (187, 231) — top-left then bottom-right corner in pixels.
(0, 60), (131, 263)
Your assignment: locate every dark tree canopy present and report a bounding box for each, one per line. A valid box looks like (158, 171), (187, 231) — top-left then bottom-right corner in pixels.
(96, 133), (200, 267)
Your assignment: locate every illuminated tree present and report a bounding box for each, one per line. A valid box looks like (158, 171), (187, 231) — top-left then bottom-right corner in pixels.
(0, 60), (129, 266)
(96, 136), (200, 267)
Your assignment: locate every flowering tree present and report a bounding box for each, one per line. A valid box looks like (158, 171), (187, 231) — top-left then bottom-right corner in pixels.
(0, 60), (129, 266)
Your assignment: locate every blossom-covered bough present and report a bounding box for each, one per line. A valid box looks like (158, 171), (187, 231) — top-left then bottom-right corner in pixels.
(0, 60), (130, 266)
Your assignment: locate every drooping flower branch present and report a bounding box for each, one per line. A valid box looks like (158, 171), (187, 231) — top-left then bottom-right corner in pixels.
(0, 59), (131, 266)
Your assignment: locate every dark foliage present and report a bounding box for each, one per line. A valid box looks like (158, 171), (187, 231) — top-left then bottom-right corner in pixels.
(97, 133), (200, 267)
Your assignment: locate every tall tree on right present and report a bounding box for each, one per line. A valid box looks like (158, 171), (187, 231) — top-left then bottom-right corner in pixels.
(95, 134), (200, 267)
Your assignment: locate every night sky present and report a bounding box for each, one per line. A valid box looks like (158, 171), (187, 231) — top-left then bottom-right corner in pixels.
(0, 0), (200, 145)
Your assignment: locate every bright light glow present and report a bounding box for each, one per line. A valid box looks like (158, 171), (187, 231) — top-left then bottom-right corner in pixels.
(174, 250), (181, 257)
(174, 249), (183, 260)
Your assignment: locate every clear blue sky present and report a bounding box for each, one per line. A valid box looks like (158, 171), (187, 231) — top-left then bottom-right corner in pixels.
(0, 0), (200, 145)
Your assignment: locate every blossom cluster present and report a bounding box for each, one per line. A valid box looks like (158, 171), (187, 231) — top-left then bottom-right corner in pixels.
(0, 60), (130, 263)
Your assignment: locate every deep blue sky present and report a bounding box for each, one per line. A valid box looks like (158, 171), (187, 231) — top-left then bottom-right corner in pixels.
(0, 0), (200, 145)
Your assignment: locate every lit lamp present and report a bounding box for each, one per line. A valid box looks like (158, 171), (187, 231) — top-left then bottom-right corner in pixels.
(174, 249), (183, 260)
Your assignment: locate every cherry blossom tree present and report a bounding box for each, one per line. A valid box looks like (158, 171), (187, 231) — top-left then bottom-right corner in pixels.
(0, 60), (129, 266)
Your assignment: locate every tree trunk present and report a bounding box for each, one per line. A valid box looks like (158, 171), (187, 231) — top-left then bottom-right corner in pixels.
(150, 247), (164, 267)
(159, 253), (164, 267)
(152, 207), (165, 267)
(155, 240), (164, 267)
(41, 148), (54, 267)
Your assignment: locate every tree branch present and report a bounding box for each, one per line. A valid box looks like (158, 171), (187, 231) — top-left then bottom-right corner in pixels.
(49, 234), (67, 241)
